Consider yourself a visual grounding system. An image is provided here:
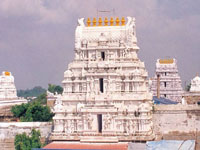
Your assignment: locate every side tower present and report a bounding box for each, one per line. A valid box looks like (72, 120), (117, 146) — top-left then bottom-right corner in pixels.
(51, 17), (154, 142)
(150, 59), (183, 102)
(0, 71), (17, 100)
(0, 71), (27, 105)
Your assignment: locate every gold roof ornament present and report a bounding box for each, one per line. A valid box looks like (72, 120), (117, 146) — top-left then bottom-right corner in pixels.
(121, 17), (125, 26)
(87, 18), (91, 26)
(92, 18), (97, 26)
(116, 17), (120, 26)
(104, 17), (108, 26)
(5, 71), (10, 76)
(110, 17), (114, 26)
(98, 17), (102, 26)
(159, 59), (174, 64)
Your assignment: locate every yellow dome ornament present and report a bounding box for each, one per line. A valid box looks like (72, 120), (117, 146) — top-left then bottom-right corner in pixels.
(121, 17), (125, 26)
(5, 71), (10, 76)
(87, 18), (91, 26)
(104, 17), (108, 26)
(92, 18), (97, 26)
(110, 17), (114, 26)
(116, 17), (120, 26)
(98, 18), (102, 26)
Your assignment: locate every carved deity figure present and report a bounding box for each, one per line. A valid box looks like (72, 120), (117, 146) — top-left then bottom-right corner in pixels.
(86, 114), (93, 130)
(104, 114), (112, 130)
(54, 95), (64, 112)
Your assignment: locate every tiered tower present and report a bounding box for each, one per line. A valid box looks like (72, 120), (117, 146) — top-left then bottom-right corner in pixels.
(51, 17), (154, 142)
(0, 71), (17, 100)
(190, 75), (200, 92)
(183, 75), (200, 105)
(150, 59), (183, 102)
(0, 71), (27, 105)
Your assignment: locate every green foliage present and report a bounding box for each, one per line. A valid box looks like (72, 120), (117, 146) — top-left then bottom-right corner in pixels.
(48, 84), (63, 94)
(11, 102), (54, 122)
(11, 103), (29, 118)
(15, 129), (41, 150)
(33, 93), (47, 105)
(17, 86), (46, 98)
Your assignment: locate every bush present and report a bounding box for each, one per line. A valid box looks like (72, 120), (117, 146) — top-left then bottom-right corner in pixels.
(11, 102), (54, 122)
(15, 129), (41, 150)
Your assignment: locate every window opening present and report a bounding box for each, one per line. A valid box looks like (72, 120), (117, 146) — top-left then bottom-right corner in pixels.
(164, 82), (167, 87)
(97, 114), (102, 133)
(99, 78), (104, 93)
(101, 52), (105, 60)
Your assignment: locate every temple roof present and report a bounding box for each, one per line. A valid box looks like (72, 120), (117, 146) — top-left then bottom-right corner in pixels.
(43, 142), (128, 150)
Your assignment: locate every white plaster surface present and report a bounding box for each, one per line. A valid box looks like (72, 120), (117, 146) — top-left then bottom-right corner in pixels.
(150, 59), (183, 102)
(51, 17), (154, 142)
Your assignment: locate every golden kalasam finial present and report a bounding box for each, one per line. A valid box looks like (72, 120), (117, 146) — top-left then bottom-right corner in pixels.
(110, 17), (114, 26)
(93, 18), (97, 26)
(121, 17), (125, 26)
(104, 17), (108, 26)
(98, 17), (102, 26)
(87, 18), (91, 26)
(5, 71), (10, 76)
(116, 17), (120, 26)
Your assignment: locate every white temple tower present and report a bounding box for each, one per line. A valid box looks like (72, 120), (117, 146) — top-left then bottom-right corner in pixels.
(0, 71), (27, 105)
(0, 71), (17, 100)
(190, 75), (200, 92)
(51, 17), (154, 142)
(150, 59), (183, 102)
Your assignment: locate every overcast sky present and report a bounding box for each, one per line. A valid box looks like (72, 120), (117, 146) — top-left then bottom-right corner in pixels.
(0, 0), (199, 90)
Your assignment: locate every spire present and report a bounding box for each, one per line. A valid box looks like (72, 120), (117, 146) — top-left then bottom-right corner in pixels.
(87, 18), (91, 26)
(92, 18), (96, 26)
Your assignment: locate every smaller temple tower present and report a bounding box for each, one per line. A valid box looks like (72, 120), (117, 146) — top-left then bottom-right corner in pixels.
(0, 71), (27, 105)
(190, 75), (200, 92)
(184, 75), (200, 105)
(150, 59), (183, 102)
(0, 71), (17, 100)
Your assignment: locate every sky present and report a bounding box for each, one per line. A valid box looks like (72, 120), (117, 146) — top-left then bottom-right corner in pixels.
(0, 0), (200, 90)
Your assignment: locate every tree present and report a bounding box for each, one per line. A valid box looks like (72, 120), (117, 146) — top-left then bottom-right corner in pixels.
(30, 129), (42, 148)
(15, 133), (31, 150)
(11, 103), (29, 118)
(48, 84), (63, 94)
(11, 102), (54, 122)
(15, 129), (41, 150)
(17, 86), (46, 98)
(33, 93), (47, 105)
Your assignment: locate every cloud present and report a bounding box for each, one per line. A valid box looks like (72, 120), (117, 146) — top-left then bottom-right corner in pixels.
(0, 0), (199, 89)
(0, 0), (67, 23)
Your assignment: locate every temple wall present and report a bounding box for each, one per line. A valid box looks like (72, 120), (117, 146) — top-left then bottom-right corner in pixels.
(0, 122), (52, 150)
(153, 105), (200, 149)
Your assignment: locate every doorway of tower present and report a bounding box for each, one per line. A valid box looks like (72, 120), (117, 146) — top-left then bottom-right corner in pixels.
(97, 114), (102, 133)
(101, 51), (105, 60)
(99, 78), (104, 93)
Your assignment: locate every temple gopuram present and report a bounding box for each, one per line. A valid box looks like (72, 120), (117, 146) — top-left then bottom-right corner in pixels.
(50, 16), (154, 142)
(150, 59), (183, 103)
(0, 71), (27, 105)
(184, 75), (200, 105)
(0, 71), (27, 121)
